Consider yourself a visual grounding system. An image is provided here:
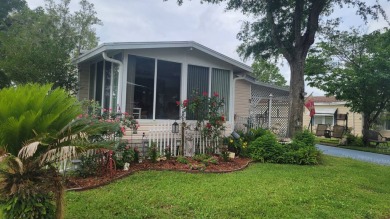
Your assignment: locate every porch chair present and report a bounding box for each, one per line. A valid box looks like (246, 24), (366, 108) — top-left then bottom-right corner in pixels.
(367, 130), (388, 147)
(315, 124), (328, 137)
(331, 125), (345, 139)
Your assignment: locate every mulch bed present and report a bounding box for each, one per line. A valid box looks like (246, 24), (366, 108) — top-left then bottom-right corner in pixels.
(65, 156), (252, 191)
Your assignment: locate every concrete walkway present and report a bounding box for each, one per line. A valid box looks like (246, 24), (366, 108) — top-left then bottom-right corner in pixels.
(316, 144), (390, 166)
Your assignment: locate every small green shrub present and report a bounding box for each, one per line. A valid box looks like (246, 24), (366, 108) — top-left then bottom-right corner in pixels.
(219, 145), (230, 162)
(206, 157), (218, 165)
(77, 154), (102, 177)
(247, 130), (322, 165)
(293, 129), (316, 146)
(284, 142), (323, 165)
(345, 133), (364, 147)
(247, 130), (284, 162)
(2, 193), (55, 219)
(148, 143), (158, 163)
(176, 156), (188, 164)
(164, 147), (172, 160)
(114, 142), (135, 169)
(133, 147), (140, 163)
(193, 154), (211, 162)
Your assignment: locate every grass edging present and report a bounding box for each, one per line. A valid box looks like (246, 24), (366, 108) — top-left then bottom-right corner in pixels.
(66, 159), (253, 192)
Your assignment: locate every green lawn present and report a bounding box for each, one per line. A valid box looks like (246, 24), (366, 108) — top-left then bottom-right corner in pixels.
(64, 156), (390, 219)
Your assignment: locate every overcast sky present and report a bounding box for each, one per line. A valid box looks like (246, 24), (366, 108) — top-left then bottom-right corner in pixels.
(25, 0), (390, 96)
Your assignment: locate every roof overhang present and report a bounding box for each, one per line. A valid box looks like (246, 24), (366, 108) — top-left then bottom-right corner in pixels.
(315, 108), (337, 115)
(237, 74), (290, 92)
(75, 41), (252, 73)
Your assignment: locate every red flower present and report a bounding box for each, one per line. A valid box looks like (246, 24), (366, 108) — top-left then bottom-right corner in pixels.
(202, 91), (208, 96)
(206, 123), (212, 129)
(103, 108), (107, 112)
(77, 114), (83, 118)
(213, 92), (219, 97)
(183, 99), (188, 107)
(176, 101), (180, 106)
(221, 115), (225, 121)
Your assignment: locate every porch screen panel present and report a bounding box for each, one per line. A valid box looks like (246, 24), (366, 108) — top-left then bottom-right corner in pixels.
(89, 63), (96, 100)
(95, 61), (103, 105)
(211, 68), (230, 119)
(127, 55), (155, 119)
(156, 60), (181, 120)
(103, 61), (112, 110)
(111, 53), (122, 111)
(187, 65), (209, 120)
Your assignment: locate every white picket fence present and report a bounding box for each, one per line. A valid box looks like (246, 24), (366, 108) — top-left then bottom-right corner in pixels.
(148, 121), (220, 157)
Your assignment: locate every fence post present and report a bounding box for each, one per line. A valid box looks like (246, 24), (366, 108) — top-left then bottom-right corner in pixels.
(268, 93), (273, 129)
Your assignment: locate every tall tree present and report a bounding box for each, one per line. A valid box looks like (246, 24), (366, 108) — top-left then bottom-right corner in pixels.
(172, 0), (388, 136)
(0, 8), (78, 92)
(0, 0), (26, 22)
(305, 29), (390, 145)
(251, 58), (287, 86)
(0, 0), (102, 92)
(73, 0), (102, 57)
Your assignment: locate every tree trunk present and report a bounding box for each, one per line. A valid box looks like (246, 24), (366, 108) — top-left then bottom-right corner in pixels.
(362, 114), (371, 146)
(287, 58), (306, 137)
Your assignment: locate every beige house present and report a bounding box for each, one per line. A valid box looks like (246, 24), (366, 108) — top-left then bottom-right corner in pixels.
(75, 41), (292, 141)
(303, 96), (363, 136)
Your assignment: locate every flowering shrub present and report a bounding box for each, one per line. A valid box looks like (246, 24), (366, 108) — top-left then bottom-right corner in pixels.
(81, 100), (139, 139)
(114, 141), (135, 169)
(185, 91), (226, 140)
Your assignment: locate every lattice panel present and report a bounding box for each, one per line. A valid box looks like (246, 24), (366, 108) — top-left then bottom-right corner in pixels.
(248, 84), (290, 137)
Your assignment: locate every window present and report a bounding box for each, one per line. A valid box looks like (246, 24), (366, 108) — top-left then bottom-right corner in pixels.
(126, 55), (182, 120)
(103, 62), (112, 110)
(186, 66), (230, 120)
(385, 119), (390, 130)
(127, 55), (155, 119)
(211, 68), (230, 119)
(95, 61), (103, 105)
(89, 63), (96, 100)
(155, 60), (181, 119)
(313, 115), (334, 126)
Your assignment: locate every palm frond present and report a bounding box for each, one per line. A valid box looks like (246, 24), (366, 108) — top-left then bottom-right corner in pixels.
(18, 141), (40, 160)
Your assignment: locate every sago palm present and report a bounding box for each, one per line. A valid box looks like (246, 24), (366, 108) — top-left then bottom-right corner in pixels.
(1, 117), (120, 219)
(0, 84), (81, 156)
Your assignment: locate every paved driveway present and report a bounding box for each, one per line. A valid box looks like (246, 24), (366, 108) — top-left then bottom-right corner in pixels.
(316, 144), (390, 166)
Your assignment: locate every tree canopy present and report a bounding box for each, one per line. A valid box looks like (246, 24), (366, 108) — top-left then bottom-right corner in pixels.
(0, 0), (101, 92)
(172, 0), (388, 136)
(251, 58), (287, 86)
(306, 28), (390, 144)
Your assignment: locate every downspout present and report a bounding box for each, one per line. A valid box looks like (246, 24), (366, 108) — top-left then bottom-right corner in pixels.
(102, 52), (123, 112)
(232, 75), (247, 131)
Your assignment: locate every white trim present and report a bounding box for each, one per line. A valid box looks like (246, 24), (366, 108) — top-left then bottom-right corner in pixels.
(229, 70), (235, 124)
(101, 61), (106, 108)
(122, 53), (128, 113)
(76, 41), (252, 73)
(208, 67), (212, 97)
(109, 62), (114, 110)
(93, 64), (96, 100)
(315, 102), (347, 106)
(153, 59), (158, 120)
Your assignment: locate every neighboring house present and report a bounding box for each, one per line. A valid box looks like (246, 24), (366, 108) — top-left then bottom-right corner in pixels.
(75, 41), (289, 140)
(377, 113), (390, 138)
(303, 96), (363, 136)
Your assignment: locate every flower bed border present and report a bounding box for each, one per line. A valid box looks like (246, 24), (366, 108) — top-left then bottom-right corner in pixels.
(66, 159), (252, 192)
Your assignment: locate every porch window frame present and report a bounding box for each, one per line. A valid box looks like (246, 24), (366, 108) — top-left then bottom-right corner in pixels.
(122, 52), (233, 121)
